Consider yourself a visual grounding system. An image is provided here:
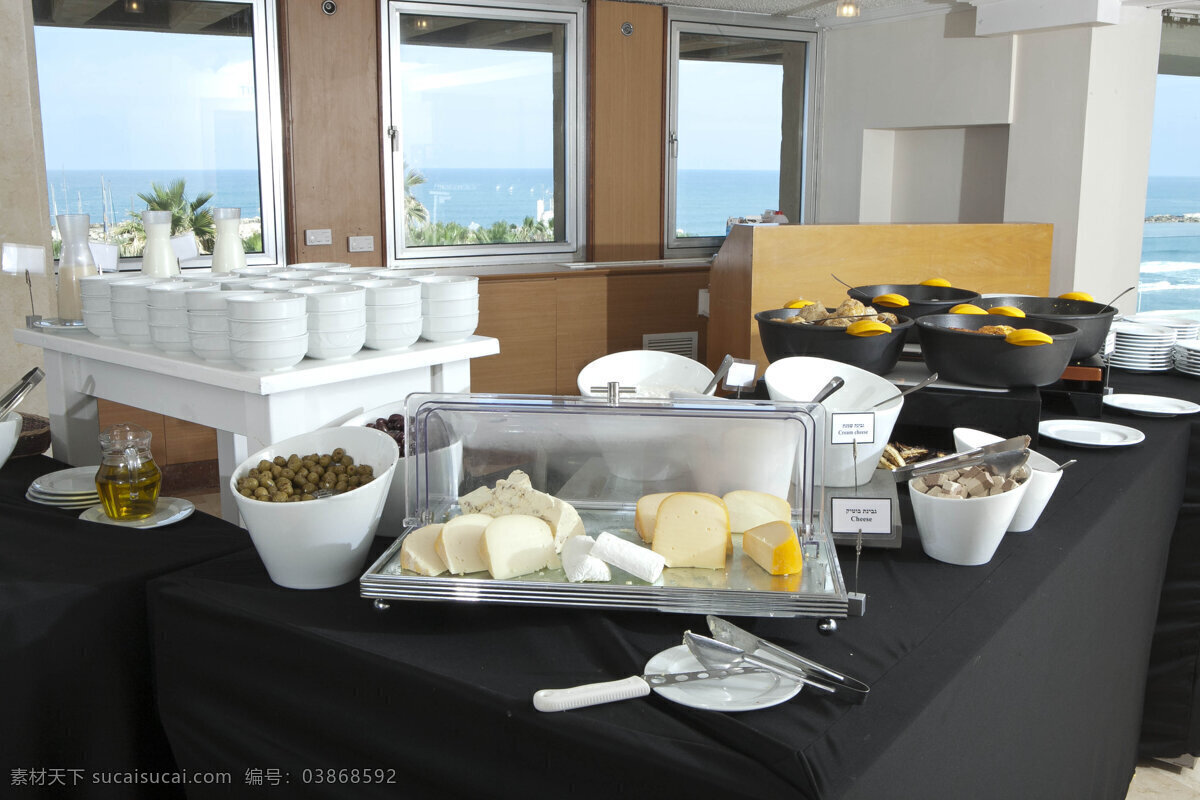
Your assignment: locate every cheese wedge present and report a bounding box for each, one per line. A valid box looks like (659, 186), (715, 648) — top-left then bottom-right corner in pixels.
(478, 514), (554, 580)
(398, 523), (447, 576)
(435, 513), (493, 575)
(634, 492), (674, 543)
(742, 520), (803, 576)
(651, 493), (730, 570)
(723, 490), (792, 533)
(459, 469), (585, 553)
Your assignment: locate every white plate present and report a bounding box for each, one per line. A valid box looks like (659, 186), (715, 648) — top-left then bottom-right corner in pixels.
(1103, 394), (1200, 418)
(25, 490), (100, 509)
(27, 485), (99, 503)
(1038, 419), (1145, 448)
(642, 645), (801, 712)
(32, 318), (90, 331)
(78, 497), (195, 529)
(1113, 321), (1176, 339)
(29, 466), (103, 497)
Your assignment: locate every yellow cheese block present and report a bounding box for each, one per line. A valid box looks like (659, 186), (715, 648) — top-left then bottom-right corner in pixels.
(435, 513), (493, 575)
(478, 514), (554, 580)
(651, 493), (730, 569)
(399, 523), (447, 576)
(634, 492), (674, 543)
(742, 520), (803, 576)
(722, 490), (791, 533)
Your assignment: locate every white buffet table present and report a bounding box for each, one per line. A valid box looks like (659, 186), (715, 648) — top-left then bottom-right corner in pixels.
(13, 327), (500, 522)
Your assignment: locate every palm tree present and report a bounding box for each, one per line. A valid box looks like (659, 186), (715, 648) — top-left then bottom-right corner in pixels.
(137, 179), (215, 253)
(404, 165), (429, 228)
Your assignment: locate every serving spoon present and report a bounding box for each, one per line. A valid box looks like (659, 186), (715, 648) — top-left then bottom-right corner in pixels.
(870, 372), (938, 410)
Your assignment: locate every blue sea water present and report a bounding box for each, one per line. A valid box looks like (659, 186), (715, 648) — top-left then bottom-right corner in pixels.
(1140, 175), (1200, 312)
(46, 169), (262, 227)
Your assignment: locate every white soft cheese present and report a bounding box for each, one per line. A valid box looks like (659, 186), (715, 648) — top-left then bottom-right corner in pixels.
(435, 513), (493, 575)
(458, 470), (585, 553)
(398, 523), (447, 576)
(590, 531), (665, 583)
(560, 535), (612, 583)
(478, 514), (554, 580)
(651, 493), (730, 569)
(722, 490), (792, 533)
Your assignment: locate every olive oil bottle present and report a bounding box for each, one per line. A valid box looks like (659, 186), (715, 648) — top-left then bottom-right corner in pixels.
(95, 422), (162, 521)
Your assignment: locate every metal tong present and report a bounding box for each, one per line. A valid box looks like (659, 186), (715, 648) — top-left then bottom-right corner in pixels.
(890, 435), (1031, 482)
(0, 367), (44, 419)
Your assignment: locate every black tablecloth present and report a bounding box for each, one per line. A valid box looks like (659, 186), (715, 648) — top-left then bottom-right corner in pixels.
(1109, 371), (1200, 759)
(148, 414), (1188, 800)
(0, 455), (251, 799)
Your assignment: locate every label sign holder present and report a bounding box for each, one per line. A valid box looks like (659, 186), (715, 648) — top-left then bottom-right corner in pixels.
(827, 468), (902, 550)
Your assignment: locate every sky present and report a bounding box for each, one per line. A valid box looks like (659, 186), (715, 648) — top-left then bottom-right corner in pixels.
(1148, 74), (1200, 178)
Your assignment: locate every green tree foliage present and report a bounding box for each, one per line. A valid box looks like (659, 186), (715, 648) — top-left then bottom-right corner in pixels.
(138, 178), (215, 252)
(402, 165), (555, 247)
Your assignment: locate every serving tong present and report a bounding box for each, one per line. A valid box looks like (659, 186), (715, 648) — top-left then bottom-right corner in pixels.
(0, 367), (44, 419)
(890, 434), (1031, 482)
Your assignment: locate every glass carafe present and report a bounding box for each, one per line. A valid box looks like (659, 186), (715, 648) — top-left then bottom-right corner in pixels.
(55, 213), (100, 324)
(141, 210), (179, 277)
(95, 423), (162, 521)
(211, 207), (247, 274)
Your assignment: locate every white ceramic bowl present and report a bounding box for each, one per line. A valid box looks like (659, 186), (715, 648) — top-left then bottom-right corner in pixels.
(186, 287), (263, 312)
(952, 427), (1064, 533)
(230, 425), (399, 589)
(422, 295), (479, 317)
(110, 277), (172, 303)
(148, 306), (189, 327)
(229, 333), (308, 371)
(149, 323), (193, 351)
(250, 279), (317, 293)
(308, 307), (368, 331)
(109, 299), (150, 321)
(228, 316), (309, 341)
(234, 266), (286, 279)
(186, 311), (231, 333)
(189, 330), (233, 362)
(307, 326), (366, 360)
(113, 317), (154, 347)
(422, 312), (479, 333)
(909, 473), (1030, 566)
(365, 319), (421, 350)
(82, 309), (117, 338)
(287, 285), (366, 313)
(312, 274), (358, 284)
(414, 275), (479, 300)
(0, 410), (21, 467)
(365, 303), (420, 325)
(359, 279), (421, 306)
(320, 265), (374, 275)
(267, 270), (323, 282)
(225, 293), (307, 321)
(80, 273), (130, 296)
(763, 356), (903, 488)
(287, 261), (351, 271)
(219, 278), (265, 290)
(149, 280), (215, 307)
(576, 350), (715, 399)
(369, 268), (420, 279)
(81, 294), (111, 311)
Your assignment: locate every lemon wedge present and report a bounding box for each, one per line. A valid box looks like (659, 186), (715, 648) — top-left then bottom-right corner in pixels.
(1059, 291), (1095, 302)
(784, 299), (815, 309)
(987, 306), (1027, 318)
(1005, 328), (1053, 347)
(949, 303), (987, 315)
(921, 278), (951, 287)
(872, 293), (909, 308)
(846, 319), (892, 337)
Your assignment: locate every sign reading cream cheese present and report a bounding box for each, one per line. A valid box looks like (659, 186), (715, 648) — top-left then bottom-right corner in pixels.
(830, 412), (876, 445)
(830, 498), (892, 536)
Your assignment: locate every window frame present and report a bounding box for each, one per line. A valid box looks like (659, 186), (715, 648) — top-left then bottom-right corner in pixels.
(664, 10), (818, 258)
(380, 0), (586, 268)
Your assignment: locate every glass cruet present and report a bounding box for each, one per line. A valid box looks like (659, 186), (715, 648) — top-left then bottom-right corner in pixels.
(55, 213), (100, 324)
(95, 422), (163, 521)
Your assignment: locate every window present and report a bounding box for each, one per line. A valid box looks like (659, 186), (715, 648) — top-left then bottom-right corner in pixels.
(666, 13), (815, 255)
(382, 0), (584, 266)
(33, 0), (285, 268)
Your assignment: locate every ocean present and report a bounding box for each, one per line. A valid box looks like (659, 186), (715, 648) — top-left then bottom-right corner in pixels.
(46, 169), (262, 229)
(1141, 175), (1200, 312)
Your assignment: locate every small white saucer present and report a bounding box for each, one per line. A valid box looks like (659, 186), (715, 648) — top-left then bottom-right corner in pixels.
(643, 645), (801, 712)
(79, 497), (195, 529)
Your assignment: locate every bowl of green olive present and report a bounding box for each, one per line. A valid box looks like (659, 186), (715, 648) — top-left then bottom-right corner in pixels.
(230, 425), (399, 589)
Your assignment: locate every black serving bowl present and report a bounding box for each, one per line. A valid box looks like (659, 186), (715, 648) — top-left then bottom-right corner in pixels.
(974, 295), (1116, 360)
(755, 308), (914, 375)
(916, 314), (1081, 388)
(847, 284), (981, 342)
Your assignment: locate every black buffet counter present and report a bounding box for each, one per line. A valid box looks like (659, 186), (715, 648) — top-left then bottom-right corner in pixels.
(3, 370), (1199, 799)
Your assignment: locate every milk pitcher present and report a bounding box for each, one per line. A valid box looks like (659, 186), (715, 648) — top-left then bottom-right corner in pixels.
(95, 423), (162, 521)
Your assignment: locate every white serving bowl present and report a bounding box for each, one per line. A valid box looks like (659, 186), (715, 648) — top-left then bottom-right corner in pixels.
(368, 268), (420, 279)
(359, 279), (420, 306)
(149, 322), (193, 351)
(113, 316), (154, 347)
(250, 279), (317, 292)
(308, 307), (368, 331)
(420, 324), (477, 343)
(80, 273), (130, 296)
(148, 306), (189, 327)
(414, 274), (479, 300)
(422, 311), (479, 333)
(225, 293), (307, 321)
(186, 311), (231, 333)
(312, 274), (358, 284)
(110, 276), (172, 303)
(320, 265), (374, 275)
(109, 299), (150, 321)
(952, 427), (1064, 533)
(288, 284), (366, 313)
(82, 309), (117, 338)
(219, 278), (265, 290)
(0, 410), (22, 467)
(186, 287), (263, 312)
(267, 270), (323, 282)
(190, 334), (233, 362)
(228, 315), (309, 341)
(422, 295), (479, 317)
(308, 326), (366, 360)
(909, 472), (1030, 566)
(149, 280), (215, 307)
(365, 319), (421, 350)
(230, 425), (399, 589)
(365, 303), (420, 325)
(287, 261), (351, 271)
(576, 350), (715, 398)
(763, 356), (903, 488)
(234, 266), (287, 279)
(81, 294), (111, 312)
(229, 333), (308, 371)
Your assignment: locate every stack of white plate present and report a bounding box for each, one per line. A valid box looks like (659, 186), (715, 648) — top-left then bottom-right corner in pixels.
(25, 466), (101, 509)
(79, 273), (126, 339)
(1173, 340), (1200, 377)
(1106, 320), (1177, 372)
(354, 279), (421, 350)
(289, 284), (367, 359)
(415, 275), (479, 342)
(1125, 312), (1200, 341)
(148, 280), (214, 352)
(186, 287), (263, 362)
(225, 293), (309, 370)
(110, 277), (173, 347)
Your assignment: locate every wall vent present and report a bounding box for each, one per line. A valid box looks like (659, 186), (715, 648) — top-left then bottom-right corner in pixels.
(642, 331), (699, 360)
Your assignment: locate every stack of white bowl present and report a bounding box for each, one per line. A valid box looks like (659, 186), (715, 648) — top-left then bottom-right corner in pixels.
(250, 278), (318, 293)
(186, 287), (263, 362)
(415, 276), (479, 342)
(235, 266), (287, 281)
(148, 280), (215, 353)
(354, 279), (421, 350)
(311, 274), (361, 285)
(110, 277), (173, 347)
(79, 274), (127, 339)
(225, 293), (309, 370)
(287, 261), (350, 271)
(288, 284), (367, 359)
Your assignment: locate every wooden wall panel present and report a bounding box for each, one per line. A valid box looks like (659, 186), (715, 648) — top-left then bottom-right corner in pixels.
(606, 270), (708, 356)
(555, 275), (609, 393)
(471, 279), (559, 393)
(279, 0), (383, 266)
(588, 1), (665, 262)
(96, 400), (217, 466)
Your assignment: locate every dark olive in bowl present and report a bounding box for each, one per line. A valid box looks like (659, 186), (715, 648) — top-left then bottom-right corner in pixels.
(974, 295), (1115, 360)
(755, 309), (914, 375)
(916, 314), (1081, 388)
